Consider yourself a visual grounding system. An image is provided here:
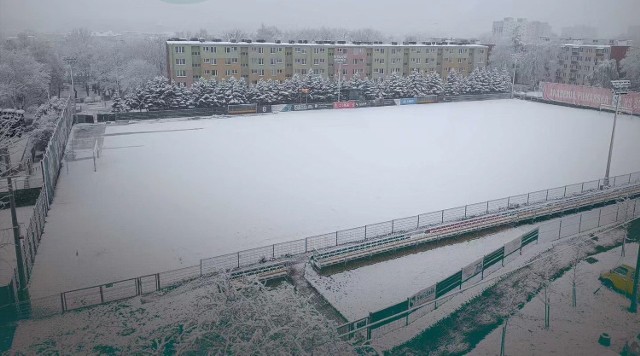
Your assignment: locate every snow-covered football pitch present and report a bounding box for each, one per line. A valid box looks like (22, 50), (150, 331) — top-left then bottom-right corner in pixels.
(26, 99), (640, 297)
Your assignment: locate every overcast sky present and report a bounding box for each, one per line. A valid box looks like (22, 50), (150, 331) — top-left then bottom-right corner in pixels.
(0, 0), (638, 38)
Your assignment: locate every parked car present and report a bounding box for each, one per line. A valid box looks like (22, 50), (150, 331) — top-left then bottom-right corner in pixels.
(599, 264), (637, 297)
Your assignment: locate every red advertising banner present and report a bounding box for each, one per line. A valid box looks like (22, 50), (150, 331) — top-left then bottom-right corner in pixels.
(541, 82), (640, 115)
(333, 101), (356, 109)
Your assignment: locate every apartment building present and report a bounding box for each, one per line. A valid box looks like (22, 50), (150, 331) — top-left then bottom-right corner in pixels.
(492, 17), (552, 44)
(556, 39), (631, 85)
(166, 39), (489, 86)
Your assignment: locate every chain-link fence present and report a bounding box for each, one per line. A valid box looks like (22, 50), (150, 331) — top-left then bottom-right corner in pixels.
(2, 97), (74, 296)
(201, 171), (640, 272)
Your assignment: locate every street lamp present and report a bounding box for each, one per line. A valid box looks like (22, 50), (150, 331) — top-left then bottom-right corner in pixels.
(510, 54), (521, 99)
(64, 57), (77, 99)
(603, 80), (631, 187)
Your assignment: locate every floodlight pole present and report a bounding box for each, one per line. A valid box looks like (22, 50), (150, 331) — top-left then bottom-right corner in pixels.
(604, 80), (630, 187)
(604, 95), (620, 187)
(511, 57), (517, 99)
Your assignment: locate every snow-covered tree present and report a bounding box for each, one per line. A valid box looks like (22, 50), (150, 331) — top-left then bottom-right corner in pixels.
(424, 71), (444, 95)
(621, 47), (640, 89)
(0, 48), (51, 109)
(444, 69), (463, 96)
(405, 70), (430, 97)
(111, 93), (128, 113)
(587, 59), (620, 88)
(385, 73), (408, 98)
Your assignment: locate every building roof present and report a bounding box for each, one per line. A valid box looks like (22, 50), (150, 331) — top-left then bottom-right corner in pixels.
(165, 40), (488, 48)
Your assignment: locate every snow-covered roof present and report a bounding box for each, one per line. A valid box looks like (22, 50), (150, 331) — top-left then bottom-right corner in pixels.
(561, 44), (610, 48)
(165, 40), (488, 48)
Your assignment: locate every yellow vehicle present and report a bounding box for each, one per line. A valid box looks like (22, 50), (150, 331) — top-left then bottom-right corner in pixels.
(600, 264), (637, 297)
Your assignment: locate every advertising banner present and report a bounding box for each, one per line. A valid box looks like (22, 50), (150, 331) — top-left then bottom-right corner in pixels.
(228, 103), (257, 115)
(416, 95), (438, 104)
(400, 98), (418, 105)
(257, 105), (272, 113)
(462, 258), (484, 281)
(541, 82), (640, 114)
(334, 101), (356, 109)
(408, 284), (436, 308)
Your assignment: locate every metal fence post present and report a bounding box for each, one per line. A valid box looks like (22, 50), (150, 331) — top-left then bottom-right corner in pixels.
(486, 201), (489, 213)
(616, 204), (621, 222)
(391, 220), (395, 233)
(335, 231), (339, 245)
(598, 208), (602, 226)
(545, 189), (549, 201)
(237, 252), (240, 268)
(441, 210), (444, 223)
(578, 214), (583, 233)
(416, 215), (420, 229)
(563, 185), (567, 198)
(364, 225), (368, 239)
(156, 273), (160, 290)
(527, 193), (530, 205)
(464, 206), (467, 218)
(581, 182), (585, 193)
(558, 219), (563, 239)
(507, 196), (511, 208)
(60, 293), (65, 313)
(305, 237), (308, 253)
(272, 244), (275, 259)
(199, 259), (203, 277)
(99, 285), (104, 304)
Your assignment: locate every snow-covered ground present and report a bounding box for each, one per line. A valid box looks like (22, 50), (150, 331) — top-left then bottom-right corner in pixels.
(26, 100), (640, 297)
(471, 243), (640, 356)
(305, 224), (536, 320)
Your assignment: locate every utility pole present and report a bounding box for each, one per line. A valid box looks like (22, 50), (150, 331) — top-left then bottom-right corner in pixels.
(7, 176), (26, 289)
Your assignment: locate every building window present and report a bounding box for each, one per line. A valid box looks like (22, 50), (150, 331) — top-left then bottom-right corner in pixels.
(192, 63), (201, 67)
(176, 70), (186, 77)
(295, 47), (307, 54)
(374, 58), (385, 64)
(175, 46), (184, 53)
(225, 47), (237, 53)
(258, 58), (264, 65)
(270, 47), (277, 54)
(211, 70), (217, 76)
(313, 48), (325, 54)
(374, 68), (384, 74)
(225, 69), (238, 76)
(458, 58), (462, 63)
(176, 58), (186, 65)
(224, 58), (238, 65)
(295, 58), (307, 65)
(191, 50), (200, 56)
(257, 47), (264, 54)
(336, 48), (346, 54)
(258, 69), (265, 76)
(203, 58), (210, 64)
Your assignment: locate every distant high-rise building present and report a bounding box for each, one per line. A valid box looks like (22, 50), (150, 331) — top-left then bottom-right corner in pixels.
(560, 25), (598, 39)
(492, 17), (552, 44)
(556, 39), (631, 86)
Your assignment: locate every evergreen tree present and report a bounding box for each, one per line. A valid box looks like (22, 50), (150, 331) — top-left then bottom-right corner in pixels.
(444, 69), (462, 96)
(405, 70), (430, 97)
(111, 93), (129, 112)
(424, 71), (444, 95)
(386, 73), (407, 98)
